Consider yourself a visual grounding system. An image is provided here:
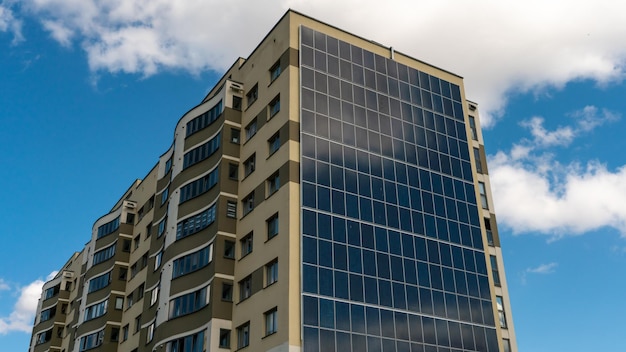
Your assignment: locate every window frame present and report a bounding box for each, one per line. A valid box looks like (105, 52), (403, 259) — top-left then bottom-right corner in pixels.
(269, 94), (280, 118)
(266, 259), (278, 286)
(264, 307), (278, 336)
(246, 84), (258, 108)
(269, 60), (282, 82)
(237, 322), (250, 349)
(239, 276), (252, 301)
(268, 131), (281, 155)
(267, 172), (280, 196)
(240, 232), (253, 258)
(267, 213), (279, 240)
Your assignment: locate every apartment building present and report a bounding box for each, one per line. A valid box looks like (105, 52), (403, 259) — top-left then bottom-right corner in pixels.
(30, 9), (517, 352)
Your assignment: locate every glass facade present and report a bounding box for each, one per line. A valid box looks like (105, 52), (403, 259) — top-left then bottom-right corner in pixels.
(300, 26), (499, 352)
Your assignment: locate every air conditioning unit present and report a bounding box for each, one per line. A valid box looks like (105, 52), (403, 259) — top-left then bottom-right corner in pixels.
(230, 83), (243, 92)
(63, 272), (74, 278)
(125, 202), (137, 209)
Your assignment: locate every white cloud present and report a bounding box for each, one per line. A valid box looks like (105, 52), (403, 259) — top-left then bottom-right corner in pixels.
(526, 262), (558, 274)
(0, 3), (23, 44)
(521, 262), (558, 284)
(0, 272), (57, 335)
(489, 106), (626, 238)
(8, 0), (626, 124)
(0, 279), (9, 291)
(518, 105), (618, 148)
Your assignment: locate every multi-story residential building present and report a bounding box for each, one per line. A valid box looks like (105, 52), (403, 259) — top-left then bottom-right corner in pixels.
(30, 9), (517, 352)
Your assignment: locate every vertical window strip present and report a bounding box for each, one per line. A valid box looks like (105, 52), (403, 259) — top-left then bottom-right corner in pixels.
(185, 100), (223, 137)
(93, 242), (116, 265)
(96, 216), (120, 239)
(183, 131), (221, 169)
(172, 244), (214, 278)
(179, 167), (219, 204)
(176, 204), (217, 240)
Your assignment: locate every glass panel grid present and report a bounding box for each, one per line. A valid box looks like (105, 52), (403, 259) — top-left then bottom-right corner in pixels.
(300, 26), (497, 352)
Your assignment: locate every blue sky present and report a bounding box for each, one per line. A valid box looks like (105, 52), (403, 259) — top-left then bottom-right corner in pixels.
(1, 1), (626, 351)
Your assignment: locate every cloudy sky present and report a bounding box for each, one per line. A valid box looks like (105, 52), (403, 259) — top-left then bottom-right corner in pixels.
(2, 1), (626, 351)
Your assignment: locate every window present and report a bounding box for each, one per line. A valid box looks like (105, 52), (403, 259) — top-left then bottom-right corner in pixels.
(79, 330), (104, 351)
(115, 297), (124, 310)
(237, 322), (250, 349)
(160, 188), (169, 206)
(130, 263), (138, 279)
(270, 61), (281, 82)
(176, 204), (217, 239)
(244, 154), (256, 177)
(135, 315), (141, 333)
(133, 235), (140, 250)
(122, 324), (129, 341)
(155, 251), (163, 271)
(169, 285), (210, 318)
(222, 283), (233, 301)
(96, 217), (120, 239)
(469, 116), (478, 140)
(474, 147), (483, 173)
(496, 296), (507, 328)
(137, 283), (145, 300)
(239, 276), (252, 301)
(268, 132), (280, 155)
(478, 182), (489, 210)
(266, 259), (278, 286)
(228, 163), (238, 180)
(267, 213), (279, 239)
(269, 95), (280, 118)
(88, 272), (111, 293)
(158, 217), (167, 237)
(169, 330), (204, 352)
(233, 96), (242, 111)
(40, 306), (56, 322)
(122, 239), (131, 252)
(126, 213), (135, 224)
(36, 329), (52, 345)
(246, 84), (258, 107)
(219, 329), (231, 348)
(186, 100), (223, 137)
(485, 218), (494, 246)
(110, 327), (119, 342)
(245, 118), (257, 141)
(503, 338), (512, 352)
(267, 172), (280, 196)
(146, 222), (152, 237)
(119, 267), (128, 281)
(182, 131), (221, 169)
(93, 243), (116, 265)
(57, 326), (64, 338)
(44, 285), (60, 300)
(224, 240), (235, 259)
(179, 167), (219, 203)
(231, 128), (240, 143)
(265, 308), (278, 336)
(165, 157), (172, 174)
(241, 232), (253, 257)
(491, 255), (501, 286)
(242, 192), (255, 216)
(126, 293), (134, 309)
(146, 322), (155, 343)
(151, 286), (160, 306)
(84, 300), (107, 321)
(172, 244), (213, 278)
(226, 201), (237, 219)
